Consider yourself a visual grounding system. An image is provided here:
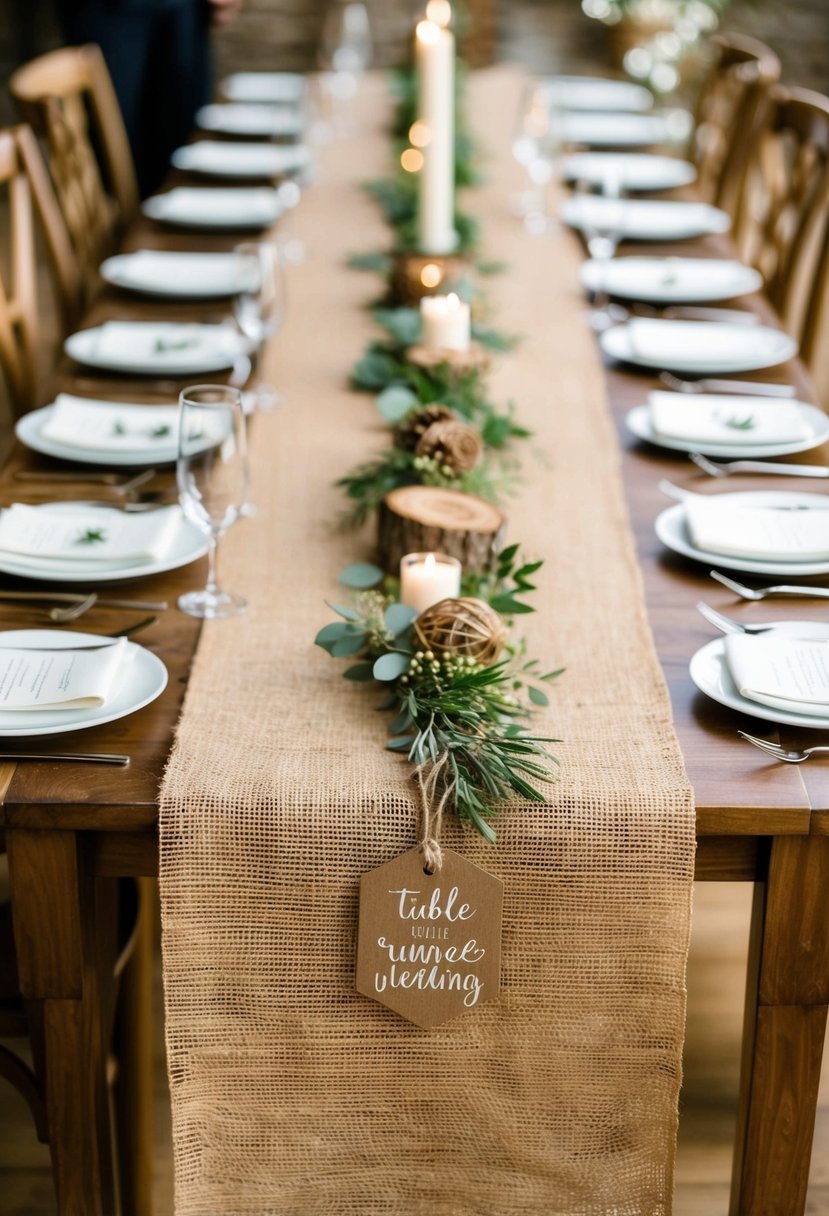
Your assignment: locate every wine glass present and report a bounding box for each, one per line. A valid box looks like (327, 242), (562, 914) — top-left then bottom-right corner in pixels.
(177, 385), (249, 620)
(318, 2), (372, 130)
(233, 240), (287, 411)
(511, 80), (562, 235)
(576, 166), (626, 331)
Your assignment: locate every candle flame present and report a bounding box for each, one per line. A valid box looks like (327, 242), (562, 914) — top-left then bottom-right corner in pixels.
(445, 292), (460, 310)
(425, 0), (452, 26)
(416, 19), (441, 44)
(420, 263), (443, 288)
(424, 553), (436, 573)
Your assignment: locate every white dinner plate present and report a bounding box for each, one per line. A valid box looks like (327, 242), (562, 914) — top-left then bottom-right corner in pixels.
(16, 402), (181, 467)
(64, 322), (246, 375)
(143, 187), (282, 230)
(561, 110), (692, 148)
(625, 402), (829, 459)
(0, 629), (168, 737)
(581, 257), (762, 303)
(195, 103), (303, 138)
(221, 72), (307, 104)
(562, 152), (696, 192)
(562, 196), (731, 241)
(100, 251), (251, 299)
(690, 622), (829, 730)
(600, 320), (798, 374)
(0, 502), (208, 584)
(171, 140), (309, 179)
(544, 76), (653, 113)
(655, 491), (829, 577)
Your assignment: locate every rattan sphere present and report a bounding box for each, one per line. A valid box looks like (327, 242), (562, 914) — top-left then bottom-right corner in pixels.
(414, 597), (507, 665)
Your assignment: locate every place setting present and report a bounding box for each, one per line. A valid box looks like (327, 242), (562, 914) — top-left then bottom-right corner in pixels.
(170, 139), (311, 180)
(64, 319), (249, 376)
(600, 314), (799, 374)
(562, 151), (697, 193)
(195, 102), (305, 139)
(220, 70), (308, 105)
(100, 249), (258, 300)
(142, 185), (284, 230)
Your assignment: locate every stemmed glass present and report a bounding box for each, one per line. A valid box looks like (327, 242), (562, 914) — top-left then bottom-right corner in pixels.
(177, 385), (249, 620)
(511, 80), (562, 235)
(576, 166), (626, 331)
(233, 240), (287, 411)
(317, 1), (372, 130)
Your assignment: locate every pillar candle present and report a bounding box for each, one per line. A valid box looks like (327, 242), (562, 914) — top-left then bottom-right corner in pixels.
(415, 18), (456, 255)
(400, 552), (462, 614)
(420, 293), (470, 351)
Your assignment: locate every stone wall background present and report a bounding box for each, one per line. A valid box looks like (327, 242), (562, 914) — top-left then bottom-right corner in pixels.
(0, 0), (826, 123)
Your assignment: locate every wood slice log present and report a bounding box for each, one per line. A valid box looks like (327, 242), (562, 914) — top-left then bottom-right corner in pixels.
(378, 486), (506, 575)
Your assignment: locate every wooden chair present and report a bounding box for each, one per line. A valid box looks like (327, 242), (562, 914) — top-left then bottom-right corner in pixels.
(9, 44), (139, 299)
(691, 33), (781, 221)
(736, 86), (829, 393)
(0, 128), (40, 419)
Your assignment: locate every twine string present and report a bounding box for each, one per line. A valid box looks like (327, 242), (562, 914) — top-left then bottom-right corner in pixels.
(414, 751), (453, 873)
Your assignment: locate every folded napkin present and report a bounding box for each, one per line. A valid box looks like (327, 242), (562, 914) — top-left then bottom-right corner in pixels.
(684, 496), (829, 562)
(223, 71), (307, 104)
(0, 503), (181, 568)
(173, 140), (309, 177)
(196, 103), (302, 137)
(602, 257), (748, 296)
(108, 250), (247, 295)
(42, 395), (180, 451)
(724, 633), (829, 717)
(627, 318), (774, 369)
(0, 638), (129, 711)
(87, 321), (235, 369)
(648, 391), (811, 446)
(147, 187), (281, 226)
(567, 197), (724, 239)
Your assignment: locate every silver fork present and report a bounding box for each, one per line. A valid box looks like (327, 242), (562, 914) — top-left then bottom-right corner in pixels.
(696, 601), (775, 635)
(690, 452), (829, 479)
(738, 731), (829, 763)
(48, 592), (98, 623)
(659, 371), (796, 398)
(711, 570), (829, 600)
(659, 478), (829, 510)
(14, 468), (156, 495)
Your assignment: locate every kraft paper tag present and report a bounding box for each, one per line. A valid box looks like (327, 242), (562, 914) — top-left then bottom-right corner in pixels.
(356, 847), (503, 1029)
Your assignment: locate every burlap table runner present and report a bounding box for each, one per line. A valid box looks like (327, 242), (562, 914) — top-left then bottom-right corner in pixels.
(160, 68), (695, 1215)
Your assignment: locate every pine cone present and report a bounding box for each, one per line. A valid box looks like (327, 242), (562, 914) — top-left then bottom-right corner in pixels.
(415, 419), (484, 474)
(394, 403), (455, 451)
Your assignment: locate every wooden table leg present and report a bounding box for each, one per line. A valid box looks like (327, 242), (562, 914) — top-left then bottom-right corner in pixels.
(7, 827), (118, 1215)
(730, 835), (829, 1215)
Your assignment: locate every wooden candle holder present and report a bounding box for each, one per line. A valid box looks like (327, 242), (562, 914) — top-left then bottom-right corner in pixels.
(405, 341), (491, 377)
(390, 251), (470, 306)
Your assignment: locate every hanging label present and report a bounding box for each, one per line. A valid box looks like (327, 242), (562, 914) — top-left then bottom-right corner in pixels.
(356, 847), (503, 1029)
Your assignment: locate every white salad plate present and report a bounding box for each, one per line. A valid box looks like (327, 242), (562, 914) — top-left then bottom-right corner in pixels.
(561, 110), (692, 148)
(690, 622), (829, 730)
(100, 250), (252, 299)
(625, 401), (829, 459)
(143, 187), (282, 230)
(0, 502), (208, 584)
(171, 140), (309, 179)
(562, 152), (696, 192)
(562, 196), (731, 241)
(64, 322), (246, 375)
(600, 319), (798, 374)
(221, 71), (307, 104)
(655, 491), (829, 577)
(544, 76), (653, 113)
(580, 256), (762, 303)
(195, 103), (303, 138)
(0, 629), (168, 737)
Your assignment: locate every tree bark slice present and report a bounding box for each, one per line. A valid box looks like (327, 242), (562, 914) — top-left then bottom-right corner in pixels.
(378, 486), (506, 575)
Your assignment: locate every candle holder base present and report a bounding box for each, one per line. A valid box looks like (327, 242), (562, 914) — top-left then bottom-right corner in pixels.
(405, 341), (492, 377)
(390, 251), (470, 306)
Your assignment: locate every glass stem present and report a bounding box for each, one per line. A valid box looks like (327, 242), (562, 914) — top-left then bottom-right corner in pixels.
(206, 532), (220, 598)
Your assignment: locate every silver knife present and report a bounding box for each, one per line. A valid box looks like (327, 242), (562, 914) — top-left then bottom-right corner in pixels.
(0, 752), (130, 765)
(0, 592), (168, 609)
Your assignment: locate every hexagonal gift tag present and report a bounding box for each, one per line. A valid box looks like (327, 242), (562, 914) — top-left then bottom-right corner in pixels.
(355, 847), (503, 1029)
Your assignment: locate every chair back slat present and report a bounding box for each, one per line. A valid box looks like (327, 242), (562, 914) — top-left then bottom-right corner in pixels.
(0, 131), (39, 418)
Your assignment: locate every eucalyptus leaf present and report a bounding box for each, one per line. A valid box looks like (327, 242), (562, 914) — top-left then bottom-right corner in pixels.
(339, 562), (384, 589)
(326, 602), (361, 621)
(315, 621), (358, 652)
(373, 651), (411, 681)
(376, 384), (418, 424)
(528, 686), (549, 707)
(331, 633), (369, 657)
(344, 662), (375, 681)
(384, 602), (418, 635)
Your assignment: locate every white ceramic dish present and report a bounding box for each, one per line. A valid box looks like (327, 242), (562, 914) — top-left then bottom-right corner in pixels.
(580, 256), (762, 303)
(562, 152), (696, 192)
(600, 320), (798, 374)
(655, 491), (829, 577)
(100, 251), (250, 299)
(195, 103), (303, 138)
(0, 502), (207, 584)
(690, 622), (829, 729)
(143, 187), (282, 230)
(0, 629), (168, 736)
(562, 196), (731, 242)
(544, 76), (653, 113)
(64, 322), (246, 376)
(624, 402), (829, 459)
(561, 110), (692, 148)
(221, 71), (307, 104)
(16, 402), (179, 467)
(171, 140), (309, 179)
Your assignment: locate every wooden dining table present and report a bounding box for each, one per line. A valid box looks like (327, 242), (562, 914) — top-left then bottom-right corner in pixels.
(1, 81), (828, 1216)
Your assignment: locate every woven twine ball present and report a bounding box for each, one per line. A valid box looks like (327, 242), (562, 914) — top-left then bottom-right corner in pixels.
(414, 597), (508, 666)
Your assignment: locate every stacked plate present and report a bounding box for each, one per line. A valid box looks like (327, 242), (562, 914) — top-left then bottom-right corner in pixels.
(195, 103), (303, 138)
(580, 257), (761, 303)
(600, 318), (798, 374)
(561, 109), (693, 149)
(562, 152), (696, 193)
(143, 186), (283, 229)
(221, 72), (307, 105)
(64, 322), (248, 375)
(562, 196), (731, 242)
(100, 250), (254, 299)
(544, 75), (653, 113)
(626, 391), (829, 458)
